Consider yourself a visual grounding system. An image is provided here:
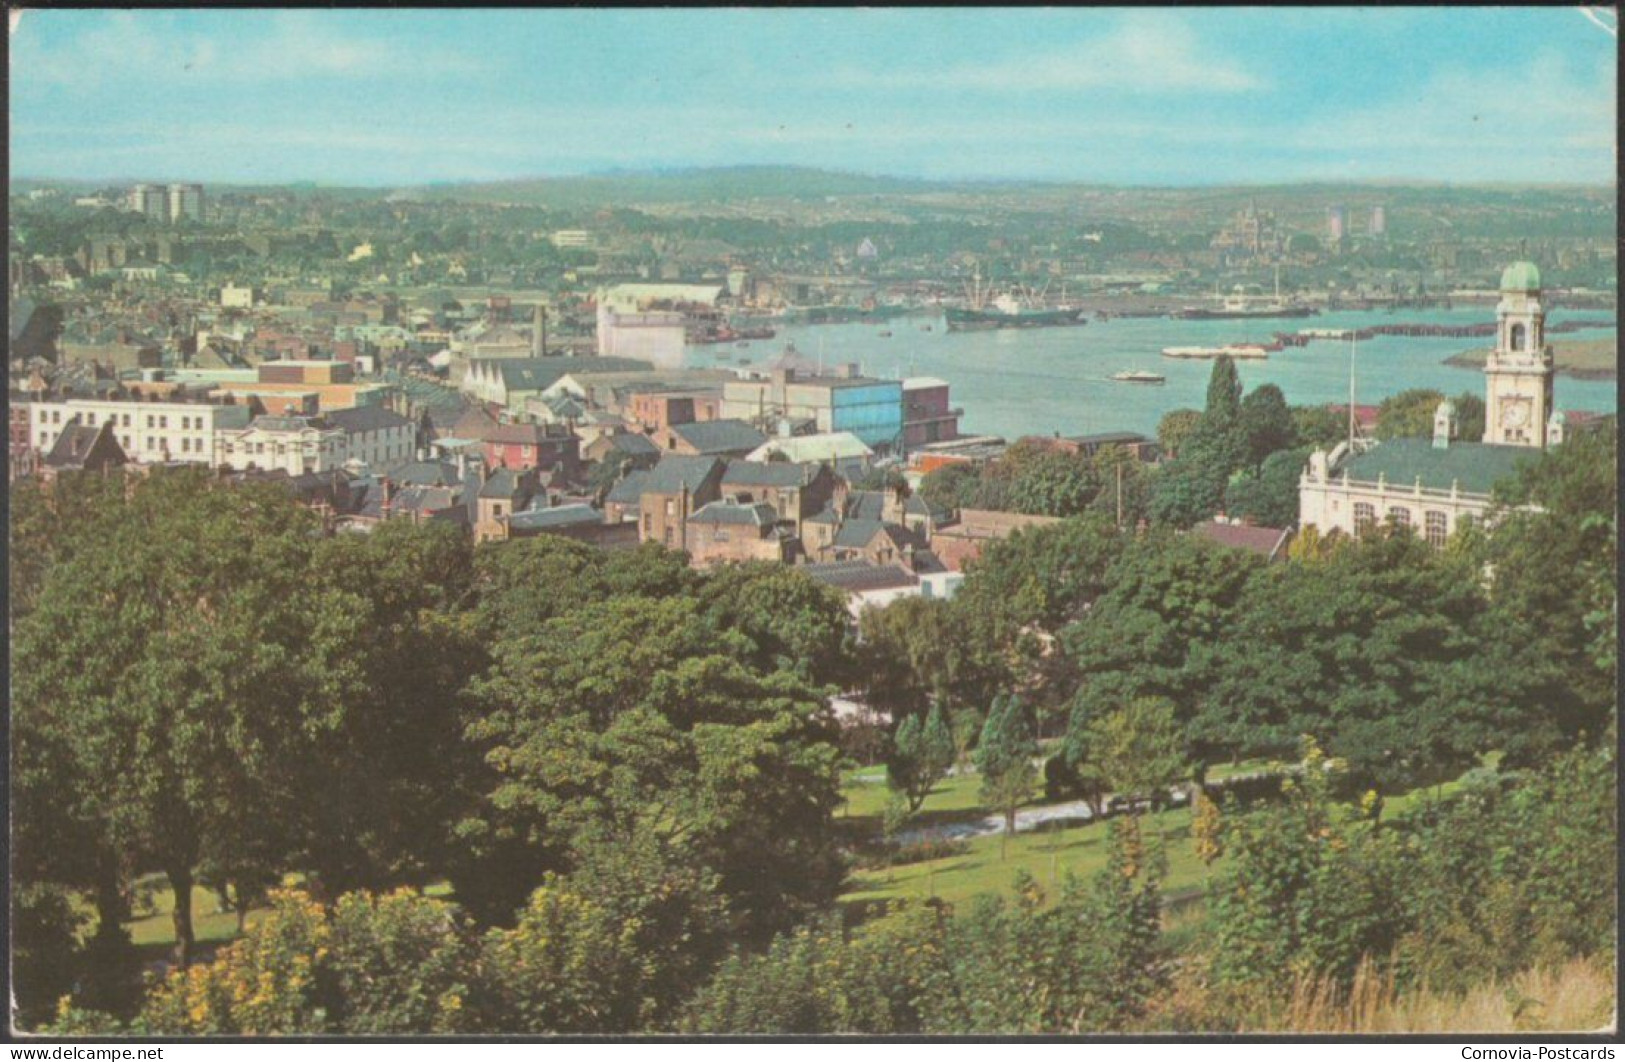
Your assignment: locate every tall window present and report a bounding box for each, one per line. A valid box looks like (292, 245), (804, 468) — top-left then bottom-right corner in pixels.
(1424, 511), (1448, 547)
(1387, 506), (1411, 528)
(1510, 323), (1526, 351)
(1353, 502), (1376, 535)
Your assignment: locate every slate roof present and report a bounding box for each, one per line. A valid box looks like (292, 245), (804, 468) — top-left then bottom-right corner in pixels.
(384, 459), (461, 487)
(42, 422), (115, 469)
(1333, 438), (1537, 497)
(689, 501), (780, 527)
(605, 433), (660, 457)
(214, 405), (254, 430)
(833, 518), (892, 549)
(326, 405), (412, 435)
(722, 461), (818, 488)
(670, 418), (768, 455)
(480, 467), (531, 499)
(606, 470), (650, 507)
(506, 503), (603, 531)
(641, 455), (724, 495)
(801, 560), (919, 593)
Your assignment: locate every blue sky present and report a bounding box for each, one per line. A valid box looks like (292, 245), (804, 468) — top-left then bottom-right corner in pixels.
(9, 8), (1617, 186)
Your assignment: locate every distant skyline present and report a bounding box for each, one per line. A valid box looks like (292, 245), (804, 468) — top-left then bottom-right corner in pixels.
(9, 8), (1618, 187)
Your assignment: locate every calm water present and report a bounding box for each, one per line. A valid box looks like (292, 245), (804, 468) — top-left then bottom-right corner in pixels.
(689, 307), (1616, 441)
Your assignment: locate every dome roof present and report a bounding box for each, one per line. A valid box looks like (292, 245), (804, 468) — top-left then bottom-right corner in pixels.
(1499, 261), (1541, 291)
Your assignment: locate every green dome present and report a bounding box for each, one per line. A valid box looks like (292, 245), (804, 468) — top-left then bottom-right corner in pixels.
(1500, 261), (1541, 291)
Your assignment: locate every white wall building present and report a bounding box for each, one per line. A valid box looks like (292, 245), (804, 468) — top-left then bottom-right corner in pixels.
(325, 405), (416, 469)
(1299, 261), (1557, 544)
(31, 398), (248, 466)
(216, 415), (347, 475)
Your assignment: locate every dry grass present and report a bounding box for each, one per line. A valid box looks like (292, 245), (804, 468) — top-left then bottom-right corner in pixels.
(1261, 957), (1616, 1034)
(1144, 954), (1615, 1034)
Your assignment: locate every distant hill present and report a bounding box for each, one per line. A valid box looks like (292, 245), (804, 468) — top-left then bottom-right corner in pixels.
(415, 166), (985, 206)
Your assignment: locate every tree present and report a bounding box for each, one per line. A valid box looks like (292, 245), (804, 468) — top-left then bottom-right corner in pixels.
(859, 595), (1004, 723)
(13, 470), (332, 966)
(1291, 404), (1348, 450)
(918, 463), (982, 513)
(1238, 383), (1298, 468)
(1062, 532), (1262, 771)
(1374, 389), (1480, 440)
(458, 594), (845, 941)
(1084, 696), (1191, 810)
(1007, 450), (1100, 517)
(976, 694), (1039, 837)
(1156, 409), (1203, 458)
(1479, 416), (1616, 763)
(1224, 447), (1310, 528)
(1200, 527), (1493, 787)
(694, 562), (854, 690)
(887, 702), (958, 812)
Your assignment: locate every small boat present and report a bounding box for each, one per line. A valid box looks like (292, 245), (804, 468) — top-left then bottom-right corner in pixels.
(920, 324), (933, 332)
(878, 330), (893, 338)
(1111, 370), (1165, 384)
(736, 340), (750, 347)
(737, 357), (751, 365)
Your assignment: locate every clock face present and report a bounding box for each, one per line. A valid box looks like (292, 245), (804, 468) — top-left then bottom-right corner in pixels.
(1501, 402), (1529, 429)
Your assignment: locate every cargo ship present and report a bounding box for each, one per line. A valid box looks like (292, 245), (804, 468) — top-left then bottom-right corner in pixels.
(946, 273), (1088, 332)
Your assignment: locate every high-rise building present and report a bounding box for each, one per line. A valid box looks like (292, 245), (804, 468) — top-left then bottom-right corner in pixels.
(128, 184), (167, 222)
(167, 183), (204, 224)
(1327, 205), (1347, 244)
(1370, 204), (1387, 237)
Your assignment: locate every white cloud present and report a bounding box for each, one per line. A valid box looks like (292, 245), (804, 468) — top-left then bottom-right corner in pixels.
(828, 12), (1263, 95)
(12, 10), (477, 90)
(1285, 49), (1615, 179)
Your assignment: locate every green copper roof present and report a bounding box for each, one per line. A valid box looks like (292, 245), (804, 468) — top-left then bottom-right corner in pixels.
(1336, 438), (1537, 496)
(1499, 261), (1541, 291)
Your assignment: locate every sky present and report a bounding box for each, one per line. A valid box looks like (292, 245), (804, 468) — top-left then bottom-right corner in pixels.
(8, 7), (1619, 187)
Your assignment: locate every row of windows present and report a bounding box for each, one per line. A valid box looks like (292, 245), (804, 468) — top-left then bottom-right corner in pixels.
(1353, 504), (1451, 546)
(38, 409), (211, 432)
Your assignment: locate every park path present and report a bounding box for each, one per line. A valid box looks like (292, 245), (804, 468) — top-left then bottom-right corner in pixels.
(880, 768), (1279, 846)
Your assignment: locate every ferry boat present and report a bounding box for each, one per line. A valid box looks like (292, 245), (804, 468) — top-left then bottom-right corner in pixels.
(1111, 370), (1166, 384)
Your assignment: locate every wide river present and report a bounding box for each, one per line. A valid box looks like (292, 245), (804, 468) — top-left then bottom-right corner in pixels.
(688, 306), (1616, 441)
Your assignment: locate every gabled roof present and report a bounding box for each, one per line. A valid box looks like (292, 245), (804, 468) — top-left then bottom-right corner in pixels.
(641, 454), (724, 495)
(43, 421), (122, 469)
(480, 467), (531, 499)
(670, 418), (768, 455)
(1333, 438), (1536, 497)
(605, 432), (660, 457)
(486, 356), (654, 393)
(606, 470), (650, 507)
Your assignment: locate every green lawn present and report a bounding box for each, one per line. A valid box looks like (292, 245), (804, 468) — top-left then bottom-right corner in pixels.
(841, 805), (1210, 918)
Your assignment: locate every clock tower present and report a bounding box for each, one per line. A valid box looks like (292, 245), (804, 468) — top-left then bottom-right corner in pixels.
(1483, 260), (1555, 448)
